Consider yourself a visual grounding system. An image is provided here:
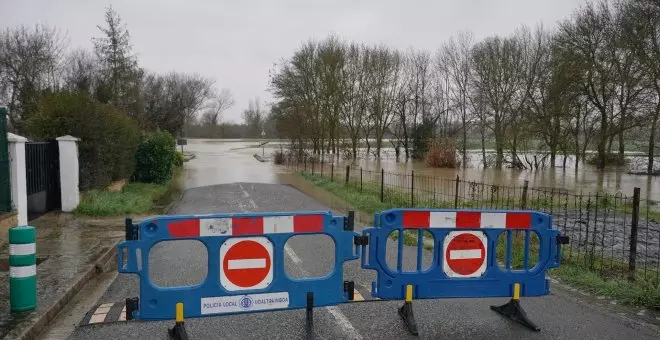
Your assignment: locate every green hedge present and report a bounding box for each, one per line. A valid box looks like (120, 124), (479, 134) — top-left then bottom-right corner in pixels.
(26, 92), (140, 190)
(133, 131), (176, 184)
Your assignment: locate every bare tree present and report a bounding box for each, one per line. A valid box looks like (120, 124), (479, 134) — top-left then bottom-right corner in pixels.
(556, 1), (621, 169)
(441, 31), (474, 166)
(243, 97), (264, 138)
(622, 0), (660, 173)
(471, 35), (522, 168)
(365, 46), (404, 158)
(62, 49), (98, 94)
(0, 24), (65, 131)
(201, 88), (234, 125)
(341, 43), (368, 160)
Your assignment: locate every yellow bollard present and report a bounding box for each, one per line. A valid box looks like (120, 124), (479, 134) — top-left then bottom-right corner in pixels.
(175, 302), (184, 323)
(513, 283), (520, 301)
(169, 302), (189, 340)
(399, 284), (418, 335)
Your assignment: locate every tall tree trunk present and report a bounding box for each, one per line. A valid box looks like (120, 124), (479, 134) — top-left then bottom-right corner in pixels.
(352, 137), (358, 161)
(597, 111), (608, 169)
(648, 105), (660, 174)
(494, 115), (503, 168)
(618, 129), (624, 164)
(550, 150), (556, 169)
(480, 121), (487, 168)
(462, 113), (467, 168)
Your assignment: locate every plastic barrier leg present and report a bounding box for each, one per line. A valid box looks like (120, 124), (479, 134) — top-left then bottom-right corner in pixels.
(168, 303), (190, 340)
(306, 292), (314, 340)
(490, 283), (540, 332)
(398, 285), (419, 336)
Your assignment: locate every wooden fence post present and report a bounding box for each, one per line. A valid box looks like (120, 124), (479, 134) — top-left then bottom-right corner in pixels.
(521, 180), (529, 209)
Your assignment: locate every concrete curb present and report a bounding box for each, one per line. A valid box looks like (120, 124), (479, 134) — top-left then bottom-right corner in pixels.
(6, 241), (119, 340)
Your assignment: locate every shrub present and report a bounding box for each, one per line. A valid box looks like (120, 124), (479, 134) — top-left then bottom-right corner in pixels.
(173, 151), (184, 167)
(426, 138), (460, 168)
(587, 153), (627, 166)
(26, 92), (140, 190)
(273, 150), (286, 164)
(133, 131), (176, 184)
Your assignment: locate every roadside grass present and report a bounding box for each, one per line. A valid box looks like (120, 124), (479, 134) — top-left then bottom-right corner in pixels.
(76, 168), (183, 217)
(300, 171), (660, 310)
(76, 183), (168, 216)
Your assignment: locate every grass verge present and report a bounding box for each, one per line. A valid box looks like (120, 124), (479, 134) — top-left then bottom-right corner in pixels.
(300, 171), (660, 310)
(76, 168), (183, 216)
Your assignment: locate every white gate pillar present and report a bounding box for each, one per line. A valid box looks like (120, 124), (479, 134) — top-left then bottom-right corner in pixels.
(7, 133), (27, 225)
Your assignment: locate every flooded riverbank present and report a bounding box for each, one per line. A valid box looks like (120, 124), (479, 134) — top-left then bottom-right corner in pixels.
(181, 138), (660, 202)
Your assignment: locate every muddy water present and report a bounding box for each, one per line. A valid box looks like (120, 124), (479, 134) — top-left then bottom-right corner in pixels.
(182, 139), (660, 202)
(182, 139), (286, 188)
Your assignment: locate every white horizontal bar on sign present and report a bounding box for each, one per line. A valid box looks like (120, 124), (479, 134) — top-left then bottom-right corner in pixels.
(228, 259), (266, 270)
(449, 249), (482, 260)
(10, 265), (37, 278)
(9, 243), (36, 256)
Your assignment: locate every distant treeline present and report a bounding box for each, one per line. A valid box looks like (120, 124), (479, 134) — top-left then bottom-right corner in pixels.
(269, 0), (660, 173)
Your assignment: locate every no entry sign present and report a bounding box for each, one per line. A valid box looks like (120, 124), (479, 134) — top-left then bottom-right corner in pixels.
(220, 237), (273, 291)
(442, 231), (487, 278)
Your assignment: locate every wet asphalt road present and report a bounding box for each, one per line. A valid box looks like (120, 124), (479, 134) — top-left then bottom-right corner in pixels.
(69, 183), (659, 340)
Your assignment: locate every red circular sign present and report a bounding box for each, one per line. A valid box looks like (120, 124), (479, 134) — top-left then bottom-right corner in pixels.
(222, 240), (272, 288)
(445, 233), (486, 276)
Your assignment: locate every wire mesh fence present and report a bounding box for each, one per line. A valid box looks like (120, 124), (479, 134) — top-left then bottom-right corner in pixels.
(285, 157), (660, 286)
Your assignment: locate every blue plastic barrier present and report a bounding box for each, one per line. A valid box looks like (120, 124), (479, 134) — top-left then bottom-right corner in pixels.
(361, 209), (562, 300)
(117, 208), (568, 337)
(118, 211), (360, 320)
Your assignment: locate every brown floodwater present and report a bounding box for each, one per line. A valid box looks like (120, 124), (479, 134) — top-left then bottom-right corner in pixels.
(181, 139), (660, 202)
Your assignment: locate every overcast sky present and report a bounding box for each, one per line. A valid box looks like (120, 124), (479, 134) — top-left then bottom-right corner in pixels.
(1, 0), (587, 122)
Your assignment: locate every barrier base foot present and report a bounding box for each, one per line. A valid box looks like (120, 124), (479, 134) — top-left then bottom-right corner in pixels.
(490, 299), (540, 332)
(168, 322), (190, 340)
(306, 292), (314, 340)
(398, 301), (419, 336)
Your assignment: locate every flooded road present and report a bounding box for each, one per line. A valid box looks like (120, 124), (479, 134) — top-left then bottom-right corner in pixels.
(182, 139), (660, 202)
(182, 139), (286, 188)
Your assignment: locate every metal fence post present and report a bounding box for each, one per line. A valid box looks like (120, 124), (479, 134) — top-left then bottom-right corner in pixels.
(321, 157), (324, 177)
(0, 107), (11, 212)
(312, 158), (315, 175)
(411, 170), (415, 207)
(521, 180), (529, 209)
(380, 168), (384, 203)
(360, 168), (363, 193)
(628, 187), (641, 281)
(345, 165), (350, 185)
(304, 155), (307, 171)
(454, 175), (460, 209)
(331, 163), (334, 181)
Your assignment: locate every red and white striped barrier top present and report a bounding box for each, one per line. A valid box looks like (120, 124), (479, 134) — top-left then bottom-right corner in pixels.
(166, 215), (325, 238)
(401, 211), (532, 229)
